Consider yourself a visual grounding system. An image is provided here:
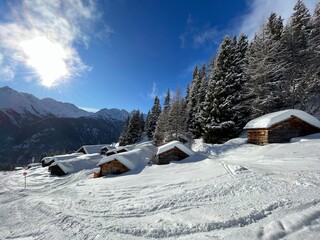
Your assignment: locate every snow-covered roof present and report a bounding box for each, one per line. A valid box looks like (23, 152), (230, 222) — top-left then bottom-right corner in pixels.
(156, 141), (194, 156)
(135, 142), (157, 155)
(98, 148), (153, 170)
(244, 109), (320, 129)
(115, 145), (135, 152)
(41, 153), (82, 164)
(76, 144), (107, 154)
(100, 145), (116, 151)
(50, 153), (103, 174)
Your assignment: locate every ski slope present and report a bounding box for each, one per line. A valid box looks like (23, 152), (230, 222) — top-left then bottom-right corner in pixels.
(1, 135), (320, 239)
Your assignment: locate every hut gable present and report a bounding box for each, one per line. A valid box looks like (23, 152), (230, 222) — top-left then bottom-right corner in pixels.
(100, 145), (116, 155)
(155, 141), (194, 165)
(244, 109), (320, 145)
(76, 144), (107, 154)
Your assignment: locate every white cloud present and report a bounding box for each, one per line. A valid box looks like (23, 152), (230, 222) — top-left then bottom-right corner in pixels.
(0, 0), (109, 87)
(148, 82), (158, 99)
(238, 0), (318, 39)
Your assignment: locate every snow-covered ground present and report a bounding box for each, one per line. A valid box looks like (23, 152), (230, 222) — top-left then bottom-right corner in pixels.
(1, 135), (320, 239)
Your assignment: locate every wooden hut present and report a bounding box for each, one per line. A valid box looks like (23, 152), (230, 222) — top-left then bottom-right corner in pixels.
(97, 144), (156, 177)
(48, 153), (103, 176)
(40, 153), (81, 167)
(154, 141), (194, 165)
(244, 109), (320, 145)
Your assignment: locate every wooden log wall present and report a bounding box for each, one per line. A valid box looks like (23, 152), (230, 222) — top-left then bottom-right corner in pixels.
(268, 117), (320, 143)
(158, 147), (189, 164)
(247, 129), (269, 145)
(100, 160), (129, 176)
(247, 116), (320, 145)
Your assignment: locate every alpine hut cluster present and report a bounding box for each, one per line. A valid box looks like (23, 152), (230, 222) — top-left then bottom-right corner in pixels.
(40, 141), (194, 177)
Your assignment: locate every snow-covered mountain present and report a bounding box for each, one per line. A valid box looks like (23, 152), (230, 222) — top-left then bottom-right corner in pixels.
(0, 86), (91, 119)
(0, 86), (128, 164)
(90, 108), (129, 122)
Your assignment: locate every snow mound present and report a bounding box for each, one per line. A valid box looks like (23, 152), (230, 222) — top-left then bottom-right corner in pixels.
(290, 133), (320, 143)
(244, 109), (320, 129)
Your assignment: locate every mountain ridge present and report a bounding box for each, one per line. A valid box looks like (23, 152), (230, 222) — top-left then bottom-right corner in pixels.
(0, 86), (127, 165)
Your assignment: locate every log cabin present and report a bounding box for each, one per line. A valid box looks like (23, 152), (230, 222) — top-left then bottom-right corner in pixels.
(97, 144), (156, 177)
(244, 109), (320, 145)
(154, 141), (194, 165)
(40, 153), (82, 167)
(48, 153), (103, 176)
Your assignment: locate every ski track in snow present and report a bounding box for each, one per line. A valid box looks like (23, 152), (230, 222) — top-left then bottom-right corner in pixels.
(1, 137), (320, 239)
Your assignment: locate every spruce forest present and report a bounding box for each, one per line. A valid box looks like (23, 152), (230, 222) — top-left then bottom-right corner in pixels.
(119, 0), (320, 146)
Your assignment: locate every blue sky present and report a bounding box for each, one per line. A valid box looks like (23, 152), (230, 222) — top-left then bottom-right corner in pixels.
(0, 0), (318, 113)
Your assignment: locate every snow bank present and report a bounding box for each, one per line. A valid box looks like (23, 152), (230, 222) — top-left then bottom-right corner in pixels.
(157, 140), (194, 156)
(244, 109), (320, 129)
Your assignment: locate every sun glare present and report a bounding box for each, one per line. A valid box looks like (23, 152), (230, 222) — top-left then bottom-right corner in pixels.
(20, 36), (68, 87)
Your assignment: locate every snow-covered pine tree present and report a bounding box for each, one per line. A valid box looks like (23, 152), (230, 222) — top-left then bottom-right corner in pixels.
(200, 34), (249, 143)
(139, 112), (145, 133)
(120, 110), (144, 145)
(245, 12), (285, 117)
(280, 0), (312, 111)
(154, 89), (171, 145)
(306, 3), (320, 114)
(146, 96), (162, 139)
(192, 63), (208, 138)
(119, 116), (130, 146)
(167, 88), (187, 142)
(200, 35), (236, 143)
(186, 65), (203, 137)
(197, 56), (215, 135)
(144, 111), (151, 136)
(229, 34), (250, 134)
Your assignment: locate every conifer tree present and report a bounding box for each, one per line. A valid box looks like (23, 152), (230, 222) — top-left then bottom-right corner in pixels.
(306, 3), (320, 114)
(167, 88), (187, 142)
(280, 0), (312, 111)
(119, 116), (130, 146)
(192, 63), (208, 138)
(245, 12), (285, 117)
(186, 66), (202, 137)
(200, 35), (235, 143)
(146, 96), (162, 139)
(154, 89), (171, 145)
(119, 110), (144, 145)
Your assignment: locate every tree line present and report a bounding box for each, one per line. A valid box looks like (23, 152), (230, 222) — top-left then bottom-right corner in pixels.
(119, 0), (320, 146)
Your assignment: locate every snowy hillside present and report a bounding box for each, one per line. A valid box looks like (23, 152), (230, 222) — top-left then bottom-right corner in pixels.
(1, 135), (320, 239)
(41, 98), (91, 118)
(91, 108), (129, 121)
(0, 86), (90, 118)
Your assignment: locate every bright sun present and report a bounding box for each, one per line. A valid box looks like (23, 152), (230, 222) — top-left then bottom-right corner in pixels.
(20, 36), (68, 87)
